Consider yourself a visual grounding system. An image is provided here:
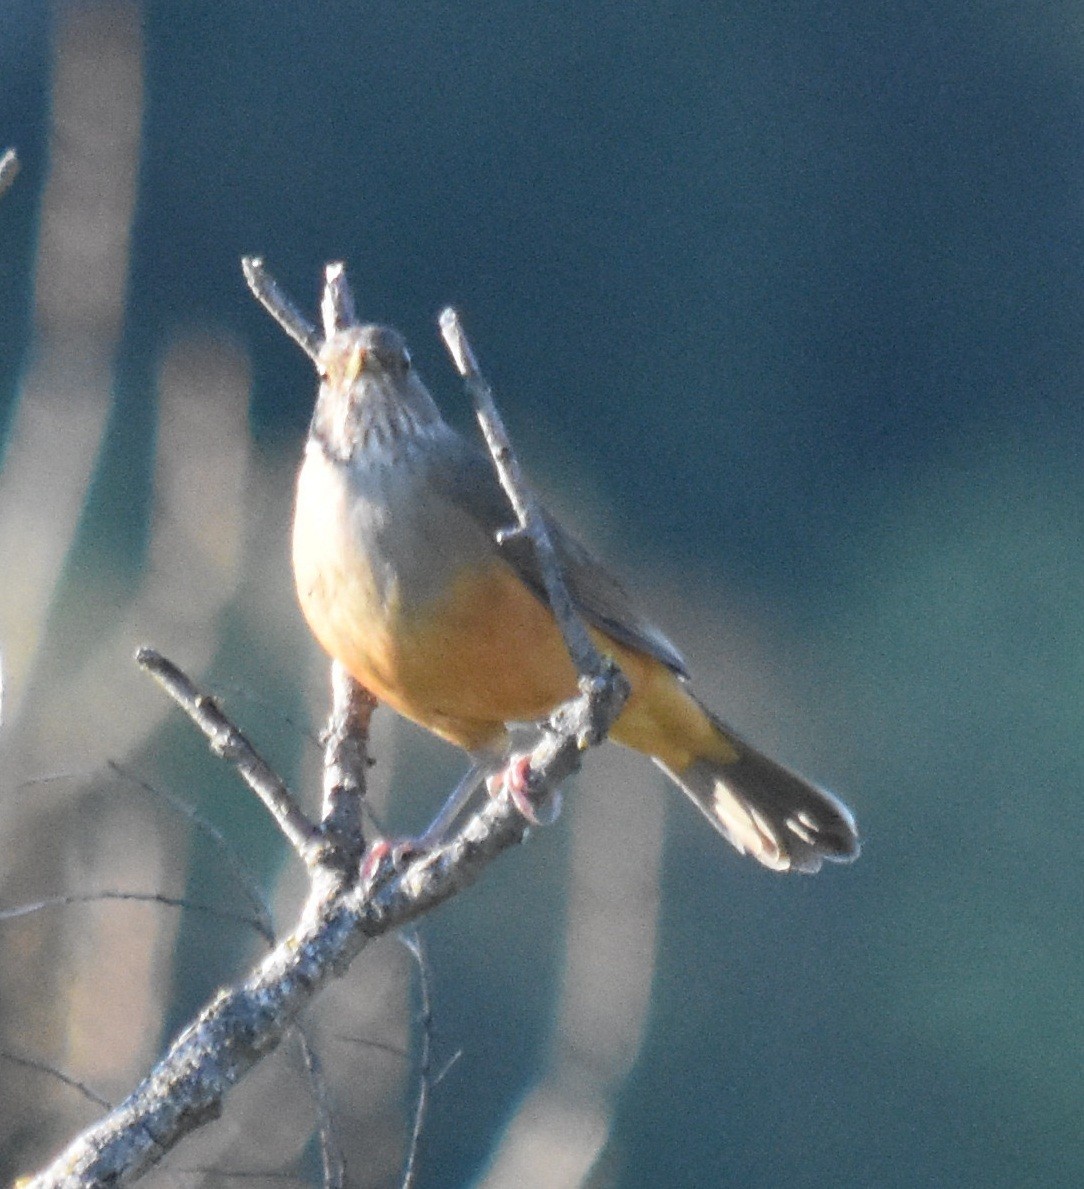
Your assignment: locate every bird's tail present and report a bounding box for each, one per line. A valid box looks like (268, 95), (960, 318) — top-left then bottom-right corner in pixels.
(653, 699), (859, 874)
(604, 650), (859, 873)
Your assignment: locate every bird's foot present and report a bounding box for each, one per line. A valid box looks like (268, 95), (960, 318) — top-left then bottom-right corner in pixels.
(486, 754), (562, 826)
(486, 754), (536, 821)
(359, 835), (423, 886)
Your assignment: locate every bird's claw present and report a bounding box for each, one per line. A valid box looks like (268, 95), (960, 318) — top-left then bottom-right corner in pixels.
(486, 754), (537, 822)
(485, 754), (561, 826)
(359, 836), (423, 886)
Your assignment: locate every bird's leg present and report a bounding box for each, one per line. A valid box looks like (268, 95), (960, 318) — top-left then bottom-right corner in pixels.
(360, 743), (559, 885)
(418, 733), (564, 844)
(413, 756), (499, 850)
(359, 756), (505, 884)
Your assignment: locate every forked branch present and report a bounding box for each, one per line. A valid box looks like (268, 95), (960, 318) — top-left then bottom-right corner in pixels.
(24, 261), (628, 1188)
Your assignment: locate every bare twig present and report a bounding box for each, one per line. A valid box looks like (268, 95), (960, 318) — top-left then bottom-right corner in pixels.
(13, 771), (103, 792)
(399, 930), (432, 1189)
(0, 890), (266, 936)
(1, 1051), (112, 1110)
(296, 1028), (345, 1189)
(135, 648), (323, 864)
(218, 683), (323, 750)
(23, 264), (631, 1189)
(430, 1048), (462, 1090)
(242, 256), (322, 365)
(0, 148), (18, 201)
(108, 760), (275, 943)
(320, 261), (356, 339)
(439, 308), (629, 742)
(173, 1171), (305, 1183)
(333, 1035), (408, 1061)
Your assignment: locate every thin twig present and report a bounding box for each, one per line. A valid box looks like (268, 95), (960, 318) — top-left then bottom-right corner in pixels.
(430, 1048), (462, 1090)
(219, 683), (323, 751)
(0, 890), (266, 935)
(320, 261), (356, 339)
(135, 648), (323, 864)
(0, 148), (18, 201)
(109, 760), (275, 944)
(296, 1028), (345, 1189)
(242, 256), (323, 365)
(398, 930), (432, 1189)
(173, 1168), (306, 1183)
(438, 308), (628, 742)
(14, 772), (90, 791)
(332, 1035), (408, 1061)
(10, 764), (276, 942)
(1, 1051), (112, 1110)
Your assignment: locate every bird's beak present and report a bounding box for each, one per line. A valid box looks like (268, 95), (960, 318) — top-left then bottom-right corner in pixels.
(320, 339), (368, 390)
(343, 344), (368, 387)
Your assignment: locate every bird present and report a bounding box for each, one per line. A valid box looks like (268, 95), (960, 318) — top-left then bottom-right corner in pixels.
(278, 269), (859, 874)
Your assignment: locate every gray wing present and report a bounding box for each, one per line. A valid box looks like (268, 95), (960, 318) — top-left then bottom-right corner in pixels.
(425, 430), (689, 678)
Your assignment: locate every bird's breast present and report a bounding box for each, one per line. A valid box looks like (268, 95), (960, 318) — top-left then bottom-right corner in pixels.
(291, 442), (579, 740)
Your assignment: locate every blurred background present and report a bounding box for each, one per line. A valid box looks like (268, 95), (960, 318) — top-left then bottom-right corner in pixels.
(1, 2), (1082, 1185)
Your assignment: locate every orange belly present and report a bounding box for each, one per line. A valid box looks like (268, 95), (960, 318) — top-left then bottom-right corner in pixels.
(296, 535), (736, 768)
(296, 546), (576, 747)
(291, 439), (735, 762)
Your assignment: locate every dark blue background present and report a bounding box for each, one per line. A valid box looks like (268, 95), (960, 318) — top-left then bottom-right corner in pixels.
(3, 3), (1083, 1186)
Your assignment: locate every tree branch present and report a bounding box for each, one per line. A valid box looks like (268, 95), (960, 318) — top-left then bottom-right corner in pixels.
(135, 648), (323, 865)
(297, 1027), (345, 1189)
(242, 256), (322, 366)
(318, 661), (374, 873)
(399, 929), (433, 1189)
(0, 148), (18, 202)
(23, 262), (629, 1187)
(23, 686), (616, 1187)
(438, 309), (607, 691)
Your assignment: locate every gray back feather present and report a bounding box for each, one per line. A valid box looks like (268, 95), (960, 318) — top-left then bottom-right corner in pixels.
(424, 432), (689, 678)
